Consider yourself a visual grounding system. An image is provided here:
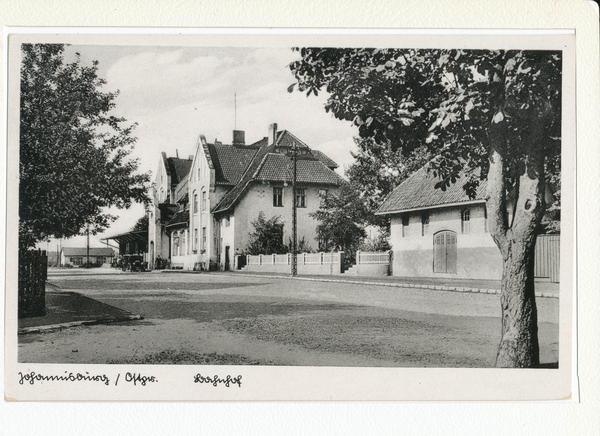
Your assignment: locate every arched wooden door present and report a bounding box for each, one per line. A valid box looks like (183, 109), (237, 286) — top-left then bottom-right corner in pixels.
(433, 231), (457, 274)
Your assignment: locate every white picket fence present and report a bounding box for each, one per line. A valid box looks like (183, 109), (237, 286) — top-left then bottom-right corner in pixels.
(355, 251), (392, 265)
(246, 252), (344, 266)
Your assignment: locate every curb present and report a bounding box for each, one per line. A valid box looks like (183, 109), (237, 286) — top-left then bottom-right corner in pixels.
(19, 282), (144, 335)
(232, 273), (559, 299)
(18, 314), (144, 335)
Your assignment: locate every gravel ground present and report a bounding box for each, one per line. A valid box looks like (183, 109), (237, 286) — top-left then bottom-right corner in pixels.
(18, 272), (560, 367)
(106, 350), (271, 365)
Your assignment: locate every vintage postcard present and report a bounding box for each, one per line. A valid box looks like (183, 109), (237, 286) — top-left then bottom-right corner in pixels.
(5, 30), (575, 401)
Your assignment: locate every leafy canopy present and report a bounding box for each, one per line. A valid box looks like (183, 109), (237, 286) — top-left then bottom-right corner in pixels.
(289, 48), (561, 200)
(19, 44), (150, 249)
(131, 213), (149, 233)
(346, 137), (430, 228)
(311, 184), (368, 253)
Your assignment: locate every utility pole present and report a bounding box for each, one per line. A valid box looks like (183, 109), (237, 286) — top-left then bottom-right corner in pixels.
(291, 141), (298, 277)
(86, 224), (90, 268)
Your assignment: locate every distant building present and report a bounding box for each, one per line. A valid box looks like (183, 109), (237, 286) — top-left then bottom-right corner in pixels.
(60, 247), (115, 267)
(148, 123), (344, 271)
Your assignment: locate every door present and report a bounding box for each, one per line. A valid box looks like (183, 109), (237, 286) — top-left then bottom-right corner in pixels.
(433, 231), (457, 273)
(225, 246), (230, 271)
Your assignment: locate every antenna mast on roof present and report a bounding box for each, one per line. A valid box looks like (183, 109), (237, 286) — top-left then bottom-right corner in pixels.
(234, 93), (237, 130)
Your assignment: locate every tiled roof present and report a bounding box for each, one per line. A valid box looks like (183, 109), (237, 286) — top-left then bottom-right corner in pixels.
(376, 166), (487, 215)
(254, 154), (345, 185)
(166, 157), (193, 186)
(274, 130), (310, 150)
(212, 130), (343, 214)
(62, 247), (115, 257)
(207, 143), (260, 185)
(311, 150), (338, 169)
(165, 204), (189, 228)
(158, 202), (179, 223)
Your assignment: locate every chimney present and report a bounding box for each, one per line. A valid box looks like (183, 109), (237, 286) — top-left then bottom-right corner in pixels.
(233, 130), (245, 146)
(268, 123), (278, 145)
(175, 149), (179, 158)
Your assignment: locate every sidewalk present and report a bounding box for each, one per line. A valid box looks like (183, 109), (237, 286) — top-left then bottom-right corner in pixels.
(18, 283), (142, 335)
(229, 271), (560, 298)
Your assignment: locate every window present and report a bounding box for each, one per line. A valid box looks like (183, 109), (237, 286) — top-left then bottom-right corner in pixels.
(173, 233), (179, 256)
(194, 228), (198, 251)
(273, 187), (283, 207)
(202, 227), (207, 250)
(402, 215), (410, 238)
(181, 231), (186, 255)
(461, 209), (471, 234)
(202, 191), (207, 211)
(197, 167), (201, 181)
(225, 216), (230, 227)
(193, 193), (198, 214)
(421, 213), (429, 236)
(296, 188), (306, 208)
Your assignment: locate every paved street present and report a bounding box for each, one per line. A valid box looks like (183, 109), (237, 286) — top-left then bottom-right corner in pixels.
(18, 271), (560, 367)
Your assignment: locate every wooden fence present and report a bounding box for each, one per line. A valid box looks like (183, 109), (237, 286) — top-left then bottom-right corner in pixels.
(534, 234), (560, 283)
(19, 249), (47, 318)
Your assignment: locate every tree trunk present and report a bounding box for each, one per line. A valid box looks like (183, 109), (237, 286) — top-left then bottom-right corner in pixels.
(495, 235), (540, 367)
(486, 108), (546, 368)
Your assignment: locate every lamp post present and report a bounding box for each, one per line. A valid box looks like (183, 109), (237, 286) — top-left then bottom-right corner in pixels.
(291, 141), (298, 277)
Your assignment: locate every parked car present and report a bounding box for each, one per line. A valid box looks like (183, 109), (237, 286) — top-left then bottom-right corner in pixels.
(122, 255), (147, 272)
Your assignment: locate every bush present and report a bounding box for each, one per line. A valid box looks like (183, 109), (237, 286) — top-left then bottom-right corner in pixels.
(246, 212), (287, 255)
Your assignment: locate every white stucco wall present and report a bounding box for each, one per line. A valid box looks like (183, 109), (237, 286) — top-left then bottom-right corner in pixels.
(231, 183), (338, 256)
(389, 203), (503, 280)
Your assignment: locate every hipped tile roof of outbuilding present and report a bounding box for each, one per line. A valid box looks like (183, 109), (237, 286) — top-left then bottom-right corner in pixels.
(376, 166), (487, 215)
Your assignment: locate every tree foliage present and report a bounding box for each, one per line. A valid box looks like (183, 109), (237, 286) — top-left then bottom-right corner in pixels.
(358, 228), (392, 252)
(346, 137), (430, 228)
(245, 212), (287, 255)
(289, 48), (560, 198)
(311, 184), (368, 265)
(131, 213), (149, 233)
(290, 47), (562, 368)
(19, 44), (149, 249)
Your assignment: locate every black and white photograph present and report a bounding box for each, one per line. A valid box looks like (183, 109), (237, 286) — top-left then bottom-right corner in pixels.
(6, 32), (575, 401)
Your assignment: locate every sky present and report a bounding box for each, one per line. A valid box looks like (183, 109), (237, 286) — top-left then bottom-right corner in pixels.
(39, 44), (360, 252)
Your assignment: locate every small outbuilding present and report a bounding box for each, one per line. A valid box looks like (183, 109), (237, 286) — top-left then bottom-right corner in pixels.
(60, 247), (116, 267)
(376, 165), (559, 282)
